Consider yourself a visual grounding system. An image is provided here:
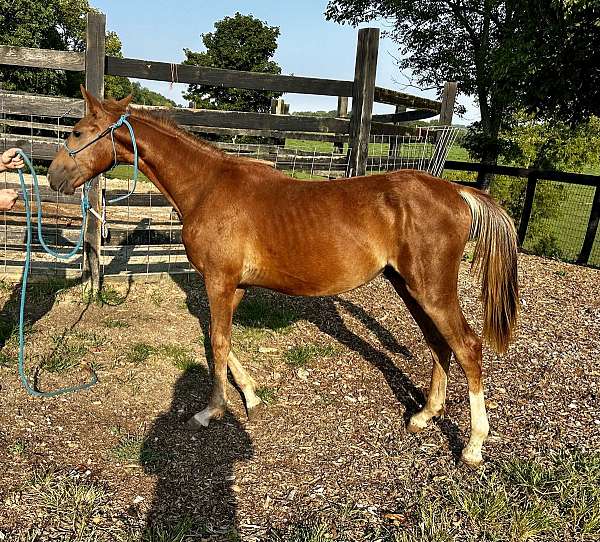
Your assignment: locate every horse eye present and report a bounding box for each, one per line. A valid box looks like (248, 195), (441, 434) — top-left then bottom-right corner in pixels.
(73, 130), (81, 138)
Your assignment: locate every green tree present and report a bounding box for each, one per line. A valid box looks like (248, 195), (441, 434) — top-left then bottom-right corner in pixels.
(513, 1), (600, 125)
(325, 0), (600, 189)
(129, 82), (176, 107)
(0, 0), (89, 95)
(183, 13), (282, 112)
(1, 1), (175, 107)
(104, 31), (131, 100)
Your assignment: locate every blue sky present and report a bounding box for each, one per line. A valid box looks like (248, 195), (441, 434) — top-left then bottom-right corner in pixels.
(91, 0), (479, 123)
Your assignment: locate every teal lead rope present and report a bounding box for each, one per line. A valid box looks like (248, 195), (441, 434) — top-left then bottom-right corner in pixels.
(14, 113), (138, 397)
(16, 150), (97, 397)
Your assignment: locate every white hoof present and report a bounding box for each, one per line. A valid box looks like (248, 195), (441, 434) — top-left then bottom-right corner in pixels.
(407, 411), (430, 433)
(187, 407), (221, 430)
(461, 445), (484, 468)
(245, 392), (262, 411)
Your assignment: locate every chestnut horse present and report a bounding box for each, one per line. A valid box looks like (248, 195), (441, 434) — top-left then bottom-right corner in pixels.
(47, 88), (518, 467)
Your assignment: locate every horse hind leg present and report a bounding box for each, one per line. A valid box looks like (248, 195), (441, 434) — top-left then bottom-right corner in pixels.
(190, 286), (262, 428)
(188, 279), (238, 429)
(387, 270), (489, 467)
(227, 287), (263, 418)
(386, 271), (452, 431)
(228, 351), (263, 419)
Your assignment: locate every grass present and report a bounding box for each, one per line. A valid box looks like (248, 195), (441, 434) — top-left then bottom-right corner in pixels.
(103, 317), (129, 329)
(21, 469), (114, 540)
(159, 344), (197, 370)
(40, 330), (107, 373)
(105, 164), (151, 183)
(256, 385), (278, 405)
(110, 429), (162, 468)
(140, 518), (195, 542)
(235, 297), (296, 332)
(42, 331), (89, 373)
(396, 451), (600, 541)
(8, 439), (26, 456)
(27, 277), (79, 303)
(284, 344), (336, 368)
(126, 342), (154, 365)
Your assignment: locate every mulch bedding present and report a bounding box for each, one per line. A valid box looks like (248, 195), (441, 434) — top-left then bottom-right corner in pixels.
(0, 253), (598, 540)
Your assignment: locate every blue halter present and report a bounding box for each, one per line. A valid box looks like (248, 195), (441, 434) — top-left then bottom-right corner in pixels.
(64, 112), (139, 204)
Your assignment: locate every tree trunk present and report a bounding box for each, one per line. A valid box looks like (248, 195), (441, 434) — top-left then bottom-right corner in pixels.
(476, 148), (498, 192)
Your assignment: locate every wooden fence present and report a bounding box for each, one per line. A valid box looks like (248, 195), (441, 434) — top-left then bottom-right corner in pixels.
(0, 11), (459, 284)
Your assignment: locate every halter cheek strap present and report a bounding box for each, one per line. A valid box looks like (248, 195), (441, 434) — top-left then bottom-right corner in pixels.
(63, 112), (139, 218)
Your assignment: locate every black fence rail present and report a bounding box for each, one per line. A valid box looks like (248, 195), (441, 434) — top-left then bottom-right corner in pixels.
(444, 161), (600, 267)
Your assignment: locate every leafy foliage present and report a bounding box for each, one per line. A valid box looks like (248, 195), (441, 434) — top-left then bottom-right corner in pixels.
(325, 1), (600, 171)
(1, 1), (175, 106)
(183, 13), (282, 112)
(0, 0), (89, 96)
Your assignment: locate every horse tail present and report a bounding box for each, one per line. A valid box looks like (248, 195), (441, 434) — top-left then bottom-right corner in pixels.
(458, 187), (519, 354)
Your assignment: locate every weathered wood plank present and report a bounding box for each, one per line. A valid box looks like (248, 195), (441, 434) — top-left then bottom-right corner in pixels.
(372, 109), (438, 123)
(185, 125), (348, 143)
(439, 81), (458, 126)
(83, 11), (105, 290)
(0, 46), (85, 71)
(374, 87), (442, 111)
(0, 118), (74, 133)
(0, 136), (60, 160)
(106, 56), (354, 97)
(162, 107), (351, 133)
(0, 91), (84, 118)
(349, 28), (379, 177)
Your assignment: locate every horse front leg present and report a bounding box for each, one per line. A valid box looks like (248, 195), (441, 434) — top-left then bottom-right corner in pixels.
(188, 278), (237, 429)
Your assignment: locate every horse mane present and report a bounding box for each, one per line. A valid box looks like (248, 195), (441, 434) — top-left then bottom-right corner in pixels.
(101, 99), (227, 158)
(101, 99), (276, 171)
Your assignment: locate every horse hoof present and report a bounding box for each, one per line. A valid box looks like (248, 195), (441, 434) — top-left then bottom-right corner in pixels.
(187, 409), (214, 430)
(461, 448), (484, 469)
(407, 413), (428, 433)
(247, 401), (266, 422)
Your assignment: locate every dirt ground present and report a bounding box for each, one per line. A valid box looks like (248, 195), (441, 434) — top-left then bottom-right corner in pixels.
(0, 253), (598, 541)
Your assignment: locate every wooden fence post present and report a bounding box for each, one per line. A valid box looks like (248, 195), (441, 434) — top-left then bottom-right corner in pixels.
(348, 28), (379, 177)
(275, 98), (285, 115)
(517, 172), (538, 247)
(577, 184), (600, 264)
(83, 11), (105, 292)
(334, 96), (348, 153)
(439, 81), (457, 126)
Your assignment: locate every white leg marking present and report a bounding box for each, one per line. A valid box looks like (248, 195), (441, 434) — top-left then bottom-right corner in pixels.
(461, 388), (490, 467)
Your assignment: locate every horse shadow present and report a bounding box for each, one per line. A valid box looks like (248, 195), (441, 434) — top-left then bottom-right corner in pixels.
(169, 272), (464, 459)
(140, 365), (253, 538)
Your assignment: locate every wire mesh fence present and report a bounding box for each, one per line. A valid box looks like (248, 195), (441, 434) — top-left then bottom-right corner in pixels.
(0, 105), (83, 280)
(1, 107), (597, 284)
(521, 180), (600, 266)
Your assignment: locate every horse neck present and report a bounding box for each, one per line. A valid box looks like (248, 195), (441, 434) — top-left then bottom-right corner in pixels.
(117, 116), (224, 219)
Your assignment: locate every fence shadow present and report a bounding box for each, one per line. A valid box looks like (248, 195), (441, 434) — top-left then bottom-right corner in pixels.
(141, 365), (253, 538)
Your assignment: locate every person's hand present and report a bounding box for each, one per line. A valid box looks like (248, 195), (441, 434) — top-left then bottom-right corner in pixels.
(0, 148), (24, 172)
(0, 189), (18, 211)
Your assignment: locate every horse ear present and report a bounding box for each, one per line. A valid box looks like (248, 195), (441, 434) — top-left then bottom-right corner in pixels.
(80, 84), (102, 115)
(117, 94), (134, 109)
